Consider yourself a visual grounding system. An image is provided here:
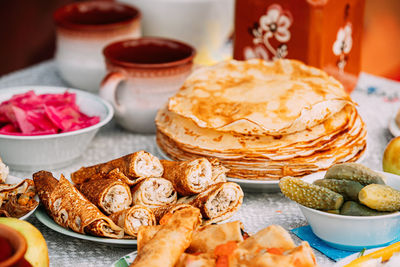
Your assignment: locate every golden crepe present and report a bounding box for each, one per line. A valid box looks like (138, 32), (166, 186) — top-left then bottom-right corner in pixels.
(137, 221), (245, 253)
(210, 158), (228, 183)
(71, 151), (164, 185)
(161, 158), (213, 195)
(156, 59), (367, 180)
(131, 177), (177, 208)
(130, 206), (202, 267)
(33, 171), (124, 238)
(109, 205), (156, 238)
(78, 178), (132, 215)
(175, 225), (317, 267)
(177, 182), (244, 224)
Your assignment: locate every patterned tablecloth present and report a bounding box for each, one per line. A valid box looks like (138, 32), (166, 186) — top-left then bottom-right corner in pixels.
(1, 60), (400, 267)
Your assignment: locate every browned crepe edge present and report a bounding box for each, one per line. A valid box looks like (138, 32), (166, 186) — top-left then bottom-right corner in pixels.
(109, 205), (156, 237)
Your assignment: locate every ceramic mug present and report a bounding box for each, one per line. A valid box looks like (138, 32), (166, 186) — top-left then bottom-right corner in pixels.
(54, 1), (141, 92)
(100, 38), (195, 133)
(119, 0), (234, 65)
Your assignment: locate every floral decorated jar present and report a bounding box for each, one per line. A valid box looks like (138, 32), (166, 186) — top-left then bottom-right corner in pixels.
(233, 0), (365, 93)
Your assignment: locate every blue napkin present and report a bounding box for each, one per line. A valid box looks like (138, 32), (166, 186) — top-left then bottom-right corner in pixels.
(291, 225), (355, 261)
(292, 225), (400, 262)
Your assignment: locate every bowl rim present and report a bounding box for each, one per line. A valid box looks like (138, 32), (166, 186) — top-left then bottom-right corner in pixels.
(0, 224), (28, 266)
(0, 86), (114, 140)
(298, 203), (400, 220)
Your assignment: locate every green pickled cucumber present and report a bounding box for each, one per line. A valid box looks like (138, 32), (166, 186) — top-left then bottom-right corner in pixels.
(359, 184), (400, 212)
(279, 177), (344, 210)
(325, 163), (386, 185)
(313, 179), (364, 201)
(340, 201), (393, 216)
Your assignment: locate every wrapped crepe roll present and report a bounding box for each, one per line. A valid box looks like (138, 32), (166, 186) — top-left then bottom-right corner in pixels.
(153, 203), (192, 224)
(138, 221), (245, 253)
(131, 206), (202, 267)
(131, 178), (177, 208)
(78, 179), (132, 215)
(160, 158), (213, 196)
(71, 151), (164, 184)
(109, 205), (156, 237)
(209, 158), (228, 183)
(33, 171), (124, 238)
(178, 182), (243, 224)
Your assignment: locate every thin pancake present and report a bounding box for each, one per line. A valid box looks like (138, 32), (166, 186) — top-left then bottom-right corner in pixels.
(168, 59), (352, 136)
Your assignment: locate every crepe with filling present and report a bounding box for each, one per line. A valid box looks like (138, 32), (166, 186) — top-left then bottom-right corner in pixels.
(161, 158), (213, 195)
(130, 206), (202, 267)
(168, 59), (352, 136)
(0, 179), (38, 218)
(78, 178), (132, 215)
(33, 171), (124, 238)
(0, 178), (38, 218)
(138, 221), (244, 253)
(177, 182), (243, 224)
(153, 204), (193, 224)
(209, 158), (228, 183)
(0, 158), (8, 184)
(0, 193), (38, 218)
(131, 177), (177, 208)
(109, 205), (156, 237)
(71, 151), (164, 185)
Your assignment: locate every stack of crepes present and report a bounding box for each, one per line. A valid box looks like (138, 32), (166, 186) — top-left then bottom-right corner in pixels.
(156, 59), (367, 180)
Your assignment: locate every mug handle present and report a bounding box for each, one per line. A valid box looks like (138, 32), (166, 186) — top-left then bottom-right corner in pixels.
(99, 72), (126, 115)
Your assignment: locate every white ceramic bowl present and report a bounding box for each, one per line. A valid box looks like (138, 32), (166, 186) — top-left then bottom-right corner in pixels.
(299, 171), (400, 251)
(0, 86), (113, 171)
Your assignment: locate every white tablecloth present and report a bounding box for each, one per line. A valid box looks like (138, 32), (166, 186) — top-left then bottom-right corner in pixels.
(1, 60), (400, 267)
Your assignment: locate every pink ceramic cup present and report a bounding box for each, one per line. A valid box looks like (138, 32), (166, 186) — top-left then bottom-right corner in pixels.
(54, 1), (141, 92)
(101, 37), (195, 133)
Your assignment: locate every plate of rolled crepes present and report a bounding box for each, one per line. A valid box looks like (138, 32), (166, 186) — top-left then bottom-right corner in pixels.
(33, 150), (244, 245)
(0, 158), (39, 219)
(113, 206), (318, 267)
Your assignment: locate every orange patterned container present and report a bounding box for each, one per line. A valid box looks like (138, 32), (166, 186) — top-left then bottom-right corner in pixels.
(233, 0), (365, 93)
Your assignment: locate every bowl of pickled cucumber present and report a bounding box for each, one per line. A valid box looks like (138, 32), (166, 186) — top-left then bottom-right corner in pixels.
(279, 163), (400, 251)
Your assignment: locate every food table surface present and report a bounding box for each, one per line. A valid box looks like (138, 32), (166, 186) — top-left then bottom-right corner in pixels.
(1, 60), (400, 267)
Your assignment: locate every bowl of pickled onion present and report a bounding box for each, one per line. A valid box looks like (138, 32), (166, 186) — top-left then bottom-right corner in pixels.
(0, 86), (113, 171)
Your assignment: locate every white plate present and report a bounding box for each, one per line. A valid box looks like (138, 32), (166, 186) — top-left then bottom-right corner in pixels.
(35, 207), (137, 247)
(389, 115), (400, 137)
(112, 251), (137, 267)
(3, 175), (39, 220)
(156, 144), (365, 193)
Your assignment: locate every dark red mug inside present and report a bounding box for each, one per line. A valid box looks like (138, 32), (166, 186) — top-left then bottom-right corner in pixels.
(103, 38), (196, 68)
(54, 1), (140, 30)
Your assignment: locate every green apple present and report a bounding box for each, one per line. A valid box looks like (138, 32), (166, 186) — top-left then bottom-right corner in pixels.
(383, 136), (400, 175)
(0, 218), (49, 267)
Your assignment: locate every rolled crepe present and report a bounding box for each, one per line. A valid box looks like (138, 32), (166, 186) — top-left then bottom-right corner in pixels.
(132, 178), (177, 208)
(78, 178), (132, 215)
(153, 203), (193, 224)
(71, 151), (164, 185)
(137, 221), (245, 253)
(161, 158), (213, 196)
(178, 182), (244, 224)
(209, 158), (228, 183)
(109, 205), (156, 237)
(131, 206), (202, 267)
(33, 171), (124, 238)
